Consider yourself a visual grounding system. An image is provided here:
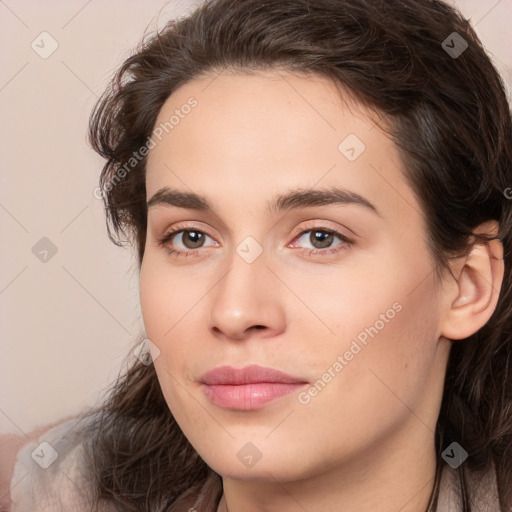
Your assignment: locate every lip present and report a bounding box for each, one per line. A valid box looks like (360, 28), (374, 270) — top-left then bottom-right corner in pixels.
(199, 365), (308, 410)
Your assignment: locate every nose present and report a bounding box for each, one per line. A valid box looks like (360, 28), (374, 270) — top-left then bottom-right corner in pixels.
(209, 248), (286, 342)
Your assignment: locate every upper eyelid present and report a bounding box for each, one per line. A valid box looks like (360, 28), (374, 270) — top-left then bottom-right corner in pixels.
(290, 222), (354, 239)
(150, 206), (362, 238)
(163, 223), (346, 237)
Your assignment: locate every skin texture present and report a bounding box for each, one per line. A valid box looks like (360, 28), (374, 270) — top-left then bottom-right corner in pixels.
(139, 69), (504, 512)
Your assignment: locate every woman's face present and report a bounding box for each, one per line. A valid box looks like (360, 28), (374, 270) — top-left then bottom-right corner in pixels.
(139, 69), (451, 481)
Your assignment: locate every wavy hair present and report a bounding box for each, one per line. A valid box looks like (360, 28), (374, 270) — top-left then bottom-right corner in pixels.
(82, 0), (512, 510)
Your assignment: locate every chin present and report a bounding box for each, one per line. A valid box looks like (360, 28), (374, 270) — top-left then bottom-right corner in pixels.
(209, 460), (302, 482)
(197, 443), (314, 482)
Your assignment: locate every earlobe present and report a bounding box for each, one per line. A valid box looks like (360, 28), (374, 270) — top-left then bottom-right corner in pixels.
(441, 221), (504, 341)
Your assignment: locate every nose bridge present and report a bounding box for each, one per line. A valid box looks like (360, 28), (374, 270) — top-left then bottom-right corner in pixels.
(209, 242), (285, 339)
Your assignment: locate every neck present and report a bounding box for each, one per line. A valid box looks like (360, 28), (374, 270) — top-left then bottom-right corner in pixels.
(217, 419), (438, 512)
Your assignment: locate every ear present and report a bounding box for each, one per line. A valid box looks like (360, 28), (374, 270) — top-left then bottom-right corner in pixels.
(440, 220), (505, 341)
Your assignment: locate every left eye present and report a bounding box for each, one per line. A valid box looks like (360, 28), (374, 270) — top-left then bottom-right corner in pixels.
(291, 228), (351, 251)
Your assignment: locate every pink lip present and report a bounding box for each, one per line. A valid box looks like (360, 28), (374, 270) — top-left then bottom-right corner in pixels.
(199, 365), (308, 410)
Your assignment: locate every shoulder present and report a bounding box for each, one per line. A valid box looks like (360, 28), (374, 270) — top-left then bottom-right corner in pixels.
(1, 416), (75, 510)
(4, 413), (115, 512)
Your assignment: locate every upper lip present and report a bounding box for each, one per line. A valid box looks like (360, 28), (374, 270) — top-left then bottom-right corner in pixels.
(199, 365), (308, 385)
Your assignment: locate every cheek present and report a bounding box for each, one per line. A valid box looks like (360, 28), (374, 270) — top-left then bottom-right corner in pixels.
(139, 255), (199, 340)
(139, 275), (167, 349)
(301, 256), (442, 423)
(139, 255), (208, 393)
(139, 258), (204, 427)
(282, 271), (442, 471)
(290, 229), (438, 373)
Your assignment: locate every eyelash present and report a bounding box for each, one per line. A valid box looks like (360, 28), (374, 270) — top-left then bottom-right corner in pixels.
(155, 223), (354, 258)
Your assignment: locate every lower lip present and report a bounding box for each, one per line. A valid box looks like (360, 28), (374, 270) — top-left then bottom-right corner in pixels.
(201, 382), (306, 410)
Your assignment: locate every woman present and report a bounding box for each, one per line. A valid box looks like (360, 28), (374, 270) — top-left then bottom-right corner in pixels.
(6, 0), (512, 510)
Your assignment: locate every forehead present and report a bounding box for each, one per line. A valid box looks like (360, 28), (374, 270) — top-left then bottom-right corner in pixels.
(145, 69), (418, 221)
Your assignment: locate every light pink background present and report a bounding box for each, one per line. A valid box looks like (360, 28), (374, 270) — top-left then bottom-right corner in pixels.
(1, 0), (511, 435)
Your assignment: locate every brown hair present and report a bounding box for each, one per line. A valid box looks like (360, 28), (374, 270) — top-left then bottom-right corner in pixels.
(82, 0), (512, 510)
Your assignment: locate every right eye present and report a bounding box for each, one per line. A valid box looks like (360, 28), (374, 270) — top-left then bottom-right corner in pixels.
(156, 226), (219, 257)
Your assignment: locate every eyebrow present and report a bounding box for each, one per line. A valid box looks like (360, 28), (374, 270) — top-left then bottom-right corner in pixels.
(147, 186), (380, 217)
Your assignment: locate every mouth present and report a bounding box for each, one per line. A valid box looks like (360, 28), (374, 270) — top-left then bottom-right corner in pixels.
(199, 364), (309, 410)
